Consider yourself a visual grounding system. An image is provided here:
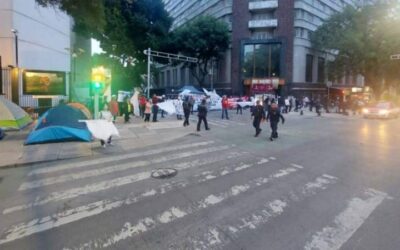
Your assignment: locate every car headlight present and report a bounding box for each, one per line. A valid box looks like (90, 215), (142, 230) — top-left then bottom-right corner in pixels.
(379, 109), (389, 115)
(362, 108), (369, 114)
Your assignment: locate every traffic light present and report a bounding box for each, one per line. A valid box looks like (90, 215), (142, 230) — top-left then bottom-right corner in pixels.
(91, 67), (105, 95)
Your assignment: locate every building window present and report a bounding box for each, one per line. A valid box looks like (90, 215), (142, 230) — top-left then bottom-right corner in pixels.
(242, 43), (282, 79)
(180, 67), (186, 85)
(306, 54), (313, 83)
(173, 68), (178, 86)
(167, 70), (171, 87)
(317, 57), (325, 83)
(160, 72), (165, 87)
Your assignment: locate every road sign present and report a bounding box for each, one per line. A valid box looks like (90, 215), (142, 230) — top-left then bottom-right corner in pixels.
(390, 54), (400, 60)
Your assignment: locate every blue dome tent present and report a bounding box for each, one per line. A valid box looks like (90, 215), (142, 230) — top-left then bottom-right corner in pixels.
(25, 104), (91, 145)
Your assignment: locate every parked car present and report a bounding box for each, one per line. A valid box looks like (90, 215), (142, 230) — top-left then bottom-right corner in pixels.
(362, 101), (400, 119)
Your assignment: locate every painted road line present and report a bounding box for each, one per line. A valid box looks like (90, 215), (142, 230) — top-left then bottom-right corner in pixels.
(62, 165), (301, 249)
(28, 141), (215, 176)
(0, 153), (270, 244)
(304, 188), (391, 250)
(190, 118), (226, 128)
(19, 145), (233, 191)
(5, 152), (244, 215)
(183, 175), (339, 250)
(291, 163), (304, 169)
(208, 119), (246, 126)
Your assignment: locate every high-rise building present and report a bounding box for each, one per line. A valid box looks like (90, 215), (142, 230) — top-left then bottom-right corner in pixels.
(162, 0), (365, 96)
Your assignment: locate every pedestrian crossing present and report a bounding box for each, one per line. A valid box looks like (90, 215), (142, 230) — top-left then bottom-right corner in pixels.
(190, 117), (247, 128)
(0, 139), (392, 249)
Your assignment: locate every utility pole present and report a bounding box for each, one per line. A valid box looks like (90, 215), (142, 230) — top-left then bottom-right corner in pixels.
(147, 48), (151, 98)
(144, 49), (198, 98)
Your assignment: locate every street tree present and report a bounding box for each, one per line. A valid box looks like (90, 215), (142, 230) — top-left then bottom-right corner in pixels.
(35, 0), (106, 32)
(38, 0), (173, 91)
(311, 1), (400, 97)
(171, 16), (230, 88)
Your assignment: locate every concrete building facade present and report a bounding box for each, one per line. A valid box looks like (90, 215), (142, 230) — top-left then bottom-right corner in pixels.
(0, 0), (91, 109)
(162, 0), (366, 96)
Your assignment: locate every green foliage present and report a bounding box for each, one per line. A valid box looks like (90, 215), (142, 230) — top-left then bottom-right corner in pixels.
(311, 1), (400, 97)
(35, 0), (106, 32)
(171, 16), (230, 87)
(37, 0), (172, 92)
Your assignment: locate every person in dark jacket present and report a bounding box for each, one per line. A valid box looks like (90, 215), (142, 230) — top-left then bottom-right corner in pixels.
(197, 99), (210, 131)
(236, 97), (243, 115)
(183, 97), (191, 127)
(189, 96), (195, 115)
(251, 100), (265, 137)
(121, 96), (132, 123)
(266, 103), (285, 141)
(152, 94), (159, 122)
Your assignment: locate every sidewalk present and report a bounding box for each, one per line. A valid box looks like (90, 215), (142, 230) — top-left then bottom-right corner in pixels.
(0, 115), (192, 168)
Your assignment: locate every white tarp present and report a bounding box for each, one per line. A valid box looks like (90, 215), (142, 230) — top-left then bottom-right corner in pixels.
(130, 90), (140, 116)
(82, 120), (120, 141)
(237, 101), (255, 107)
(157, 100), (176, 114)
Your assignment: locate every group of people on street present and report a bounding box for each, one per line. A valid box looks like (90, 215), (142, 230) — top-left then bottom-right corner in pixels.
(252, 100), (285, 141)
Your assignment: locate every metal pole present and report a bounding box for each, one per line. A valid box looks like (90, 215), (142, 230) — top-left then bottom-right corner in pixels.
(147, 48), (151, 98)
(15, 34), (18, 67)
(94, 91), (99, 119)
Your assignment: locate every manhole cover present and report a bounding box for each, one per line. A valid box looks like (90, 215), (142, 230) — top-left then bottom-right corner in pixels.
(151, 168), (178, 179)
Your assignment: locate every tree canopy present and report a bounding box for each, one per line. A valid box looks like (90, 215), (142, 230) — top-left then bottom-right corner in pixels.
(37, 0), (173, 90)
(311, 1), (400, 96)
(35, 0), (106, 32)
(170, 16), (230, 87)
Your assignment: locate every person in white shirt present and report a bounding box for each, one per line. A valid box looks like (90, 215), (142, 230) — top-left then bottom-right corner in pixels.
(99, 105), (113, 147)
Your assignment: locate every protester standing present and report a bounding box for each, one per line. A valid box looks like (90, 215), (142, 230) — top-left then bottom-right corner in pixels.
(236, 96), (243, 115)
(151, 94), (159, 122)
(121, 96), (132, 123)
(174, 97), (184, 120)
(99, 105), (113, 147)
(189, 96), (195, 115)
(251, 100), (265, 137)
(197, 99), (210, 131)
(221, 95), (230, 119)
(109, 95), (119, 123)
(144, 99), (152, 122)
(139, 95), (146, 118)
(183, 97), (191, 127)
(266, 103), (285, 141)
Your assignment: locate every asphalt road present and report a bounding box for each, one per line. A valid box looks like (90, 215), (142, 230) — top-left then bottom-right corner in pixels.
(0, 109), (400, 250)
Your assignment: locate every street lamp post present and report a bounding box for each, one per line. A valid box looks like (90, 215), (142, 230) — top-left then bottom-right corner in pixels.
(11, 29), (18, 67)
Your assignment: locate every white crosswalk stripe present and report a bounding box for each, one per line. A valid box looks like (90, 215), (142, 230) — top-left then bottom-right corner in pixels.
(19, 145), (232, 190)
(27, 141), (215, 176)
(190, 118), (247, 128)
(304, 188), (391, 250)
(4, 151), (245, 214)
(0, 139), (393, 250)
(62, 164), (302, 249)
(183, 175), (339, 250)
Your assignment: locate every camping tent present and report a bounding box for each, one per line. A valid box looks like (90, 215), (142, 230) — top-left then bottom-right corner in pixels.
(0, 95), (32, 130)
(25, 104), (91, 144)
(68, 102), (92, 119)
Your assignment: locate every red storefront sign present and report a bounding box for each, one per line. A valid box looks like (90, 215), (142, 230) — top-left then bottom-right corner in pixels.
(251, 83), (274, 92)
